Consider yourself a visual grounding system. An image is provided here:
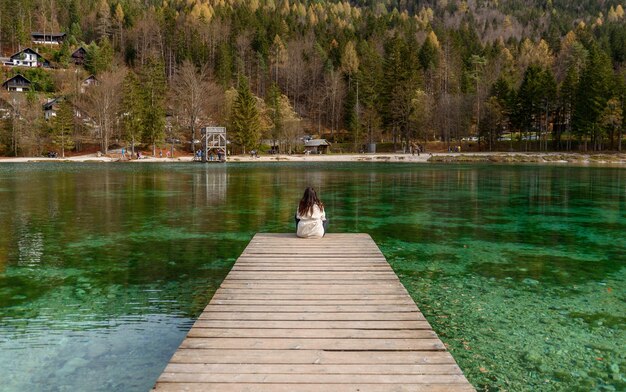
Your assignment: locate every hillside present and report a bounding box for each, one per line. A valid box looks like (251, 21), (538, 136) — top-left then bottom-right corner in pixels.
(0, 0), (625, 156)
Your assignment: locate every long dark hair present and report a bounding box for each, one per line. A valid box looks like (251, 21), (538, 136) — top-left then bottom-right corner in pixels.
(298, 187), (324, 216)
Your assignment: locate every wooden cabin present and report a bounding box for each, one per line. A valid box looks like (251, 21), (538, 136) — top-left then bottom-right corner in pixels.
(71, 47), (87, 66)
(2, 75), (32, 92)
(31, 32), (66, 45)
(304, 138), (331, 154)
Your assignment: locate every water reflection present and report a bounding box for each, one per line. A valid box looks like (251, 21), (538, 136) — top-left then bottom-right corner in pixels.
(0, 163), (624, 391)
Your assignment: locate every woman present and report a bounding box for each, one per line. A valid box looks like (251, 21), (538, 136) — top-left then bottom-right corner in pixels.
(296, 187), (327, 238)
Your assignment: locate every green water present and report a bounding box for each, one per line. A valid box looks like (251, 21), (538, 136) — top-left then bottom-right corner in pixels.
(0, 163), (624, 391)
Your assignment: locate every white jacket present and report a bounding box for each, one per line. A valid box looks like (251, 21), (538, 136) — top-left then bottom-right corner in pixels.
(296, 204), (326, 238)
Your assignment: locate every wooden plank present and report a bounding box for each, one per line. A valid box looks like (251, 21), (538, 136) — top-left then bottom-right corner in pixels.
(154, 383), (475, 392)
(209, 299), (416, 305)
(186, 328), (437, 339)
(168, 349), (458, 364)
(179, 337), (445, 350)
(235, 257), (388, 261)
(211, 294), (410, 300)
(157, 373), (467, 383)
(220, 280), (402, 285)
(190, 320), (433, 329)
(154, 233), (474, 392)
(218, 282), (406, 288)
(215, 287), (409, 294)
(197, 312), (426, 321)
(163, 363), (463, 375)
(202, 305), (419, 312)
(231, 266), (391, 271)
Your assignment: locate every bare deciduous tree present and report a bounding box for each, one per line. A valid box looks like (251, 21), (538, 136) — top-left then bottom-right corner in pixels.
(169, 60), (223, 152)
(86, 68), (125, 154)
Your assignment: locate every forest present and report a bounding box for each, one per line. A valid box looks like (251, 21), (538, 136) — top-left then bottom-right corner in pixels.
(0, 0), (625, 156)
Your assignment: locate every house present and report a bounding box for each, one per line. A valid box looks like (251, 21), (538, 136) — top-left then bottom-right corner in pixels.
(80, 75), (98, 93)
(31, 32), (66, 45)
(42, 96), (94, 126)
(43, 97), (63, 120)
(2, 75), (32, 92)
(9, 48), (50, 68)
(0, 97), (13, 119)
(304, 139), (330, 154)
(71, 47), (87, 65)
(82, 75), (97, 87)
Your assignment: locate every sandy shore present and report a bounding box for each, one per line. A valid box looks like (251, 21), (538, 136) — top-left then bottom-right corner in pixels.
(1, 152), (625, 165)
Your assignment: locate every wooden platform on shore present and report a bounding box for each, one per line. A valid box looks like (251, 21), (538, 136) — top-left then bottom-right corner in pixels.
(153, 233), (474, 391)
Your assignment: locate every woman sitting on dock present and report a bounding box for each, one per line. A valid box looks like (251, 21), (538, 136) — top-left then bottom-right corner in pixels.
(295, 187), (328, 238)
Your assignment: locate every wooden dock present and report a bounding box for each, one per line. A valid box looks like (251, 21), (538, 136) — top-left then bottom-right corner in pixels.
(153, 233), (475, 391)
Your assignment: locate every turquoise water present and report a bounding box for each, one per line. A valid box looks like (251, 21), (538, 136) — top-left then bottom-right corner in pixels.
(0, 163), (624, 391)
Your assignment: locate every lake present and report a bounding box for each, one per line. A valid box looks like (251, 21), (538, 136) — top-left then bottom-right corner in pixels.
(0, 162), (624, 391)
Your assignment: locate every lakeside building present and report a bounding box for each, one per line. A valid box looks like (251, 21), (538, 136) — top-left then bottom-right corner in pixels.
(31, 32), (66, 45)
(304, 139), (331, 154)
(2, 75), (32, 92)
(8, 48), (50, 68)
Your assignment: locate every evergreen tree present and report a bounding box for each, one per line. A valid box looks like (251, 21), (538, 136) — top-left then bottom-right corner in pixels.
(121, 70), (143, 154)
(51, 100), (75, 158)
(381, 36), (408, 145)
(516, 65), (556, 149)
(418, 33), (439, 71)
(266, 83), (283, 147)
(216, 41), (234, 87)
(572, 45), (614, 150)
(557, 65), (580, 150)
(490, 76), (515, 147)
(230, 76), (261, 154)
(358, 41), (383, 145)
(140, 57), (166, 155)
(600, 98), (623, 150)
(85, 38), (114, 75)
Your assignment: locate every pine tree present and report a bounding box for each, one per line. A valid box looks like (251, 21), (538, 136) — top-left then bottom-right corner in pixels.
(418, 32), (439, 71)
(141, 57), (166, 156)
(266, 83), (283, 147)
(572, 45), (614, 150)
(380, 36), (408, 146)
(358, 41), (383, 145)
(216, 41), (234, 87)
(490, 76), (515, 147)
(600, 98), (623, 150)
(51, 100), (75, 158)
(121, 70), (143, 154)
(230, 76), (261, 154)
(558, 65), (580, 150)
(515, 64), (556, 150)
(341, 41), (360, 145)
(85, 38), (114, 75)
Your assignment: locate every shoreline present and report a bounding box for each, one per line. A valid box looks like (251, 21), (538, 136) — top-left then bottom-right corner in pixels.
(1, 152), (625, 166)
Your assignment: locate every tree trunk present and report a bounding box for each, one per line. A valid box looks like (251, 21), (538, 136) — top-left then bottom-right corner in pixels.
(609, 127), (615, 150)
(191, 122), (196, 153)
